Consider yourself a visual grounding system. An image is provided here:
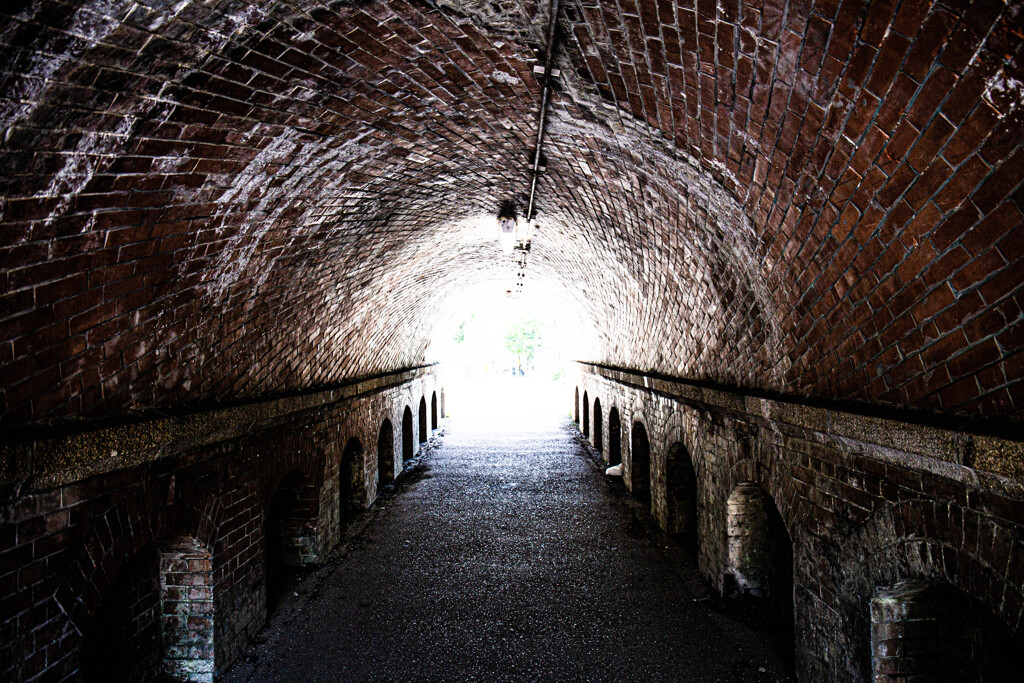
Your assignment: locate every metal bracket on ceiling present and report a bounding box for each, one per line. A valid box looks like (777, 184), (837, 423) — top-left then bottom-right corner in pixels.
(525, 0), (561, 225)
(532, 65), (562, 77)
(506, 0), (560, 301)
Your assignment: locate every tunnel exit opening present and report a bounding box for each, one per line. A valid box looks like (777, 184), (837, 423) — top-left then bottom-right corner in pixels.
(428, 286), (581, 430)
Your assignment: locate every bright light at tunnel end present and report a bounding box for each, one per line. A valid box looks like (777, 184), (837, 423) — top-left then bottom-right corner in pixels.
(427, 282), (584, 430)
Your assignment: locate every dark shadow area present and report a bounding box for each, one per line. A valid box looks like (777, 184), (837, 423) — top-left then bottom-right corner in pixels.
(582, 390), (590, 437)
(630, 421), (650, 503)
(341, 437), (363, 526)
(871, 580), (1022, 682)
(722, 483), (794, 671)
(608, 407), (621, 466)
(419, 397), (428, 443)
(377, 419), (395, 487)
(265, 470), (317, 617)
(402, 406), (414, 462)
(666, 441), (699, 554)
(81, 548), (161, 683)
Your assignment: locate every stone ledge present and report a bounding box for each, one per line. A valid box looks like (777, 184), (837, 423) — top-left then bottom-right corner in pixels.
(577, 362), (1024, 483)
(0, 365), (437, 493)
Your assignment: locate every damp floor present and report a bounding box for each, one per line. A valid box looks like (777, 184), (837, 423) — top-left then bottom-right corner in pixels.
(222, 404), (793, 682)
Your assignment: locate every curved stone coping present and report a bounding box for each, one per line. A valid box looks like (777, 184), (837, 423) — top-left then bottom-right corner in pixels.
(576, 362), (1024, 488)
(0, 365), (438, 492)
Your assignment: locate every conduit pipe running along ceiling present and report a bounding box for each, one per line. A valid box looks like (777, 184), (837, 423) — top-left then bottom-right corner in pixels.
(0, 0), (1021, 430)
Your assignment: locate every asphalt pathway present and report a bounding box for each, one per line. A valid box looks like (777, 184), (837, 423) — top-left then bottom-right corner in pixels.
(223, 407), (793, 682)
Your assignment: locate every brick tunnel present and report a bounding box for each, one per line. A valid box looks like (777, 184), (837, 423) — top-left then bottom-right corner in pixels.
(1, 0), (1023, 680)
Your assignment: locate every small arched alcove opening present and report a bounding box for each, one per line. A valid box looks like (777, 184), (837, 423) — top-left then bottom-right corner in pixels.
(629, 421), (651, 503)
(81, 547), (161, 682)
(724, 483), (794, 663)
(582, 390), (590, 437)
(608, 407), (622, 467)
(871, 580), (1021, 682)
(82, 537), (215, 683)
(340, 437), (364, 520)
(264, 470), (318, 616)
(431, 391), (438, 429)
(377, 419), (395, 488)
(418, 396), (428, 444)
(402, 406), (414, 462)
(666, 442), (699, 548)
(574, 387), (580, 424)
(593, 397), (603, 453)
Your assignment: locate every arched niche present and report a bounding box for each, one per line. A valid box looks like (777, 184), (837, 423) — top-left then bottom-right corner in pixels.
(82, 537), (215, 683)
(629, 421), (651, 502)
(341, 437), (364, 514)
(582, 390), (590, 437)
(871, 579), (1021, 681)
(724, 482), (794, 662)
(666, 442), (698, 539)
(608, 407), (621, 466)
(418, 396), (428, 443)
(402, 406), (414, 462)
(378, 419), (395, 487)
(264, 470), (318, 615)
(585, 389), (593, 438)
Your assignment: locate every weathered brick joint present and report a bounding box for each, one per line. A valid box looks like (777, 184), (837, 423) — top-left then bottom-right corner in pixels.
(0, 367), (442, 681)
(575, 362), (1024, 681)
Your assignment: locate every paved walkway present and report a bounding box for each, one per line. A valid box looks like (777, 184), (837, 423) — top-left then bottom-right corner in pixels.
(224, 402), (792, 682)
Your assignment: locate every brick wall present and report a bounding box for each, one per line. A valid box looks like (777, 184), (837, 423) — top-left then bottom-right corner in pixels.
(576, 362), (1024, 681)
(0, 0), (1020, 433)
(0, 368), (441, 682)
(0, 0), (1022, 677)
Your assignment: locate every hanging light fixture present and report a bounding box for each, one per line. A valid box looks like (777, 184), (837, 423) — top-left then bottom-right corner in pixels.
(497, 203), (517, 253)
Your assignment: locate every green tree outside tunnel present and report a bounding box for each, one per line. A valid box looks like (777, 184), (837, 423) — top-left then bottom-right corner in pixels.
(505, 314), (542, 376)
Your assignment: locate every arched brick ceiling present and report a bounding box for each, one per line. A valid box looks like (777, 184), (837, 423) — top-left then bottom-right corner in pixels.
(0, 0), (1021, 429)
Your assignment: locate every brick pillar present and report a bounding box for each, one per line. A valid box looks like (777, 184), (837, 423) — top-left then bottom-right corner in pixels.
(725, 483), (769, 597)
(871, 580), (946, 682)
(160, 538), (214, 683)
